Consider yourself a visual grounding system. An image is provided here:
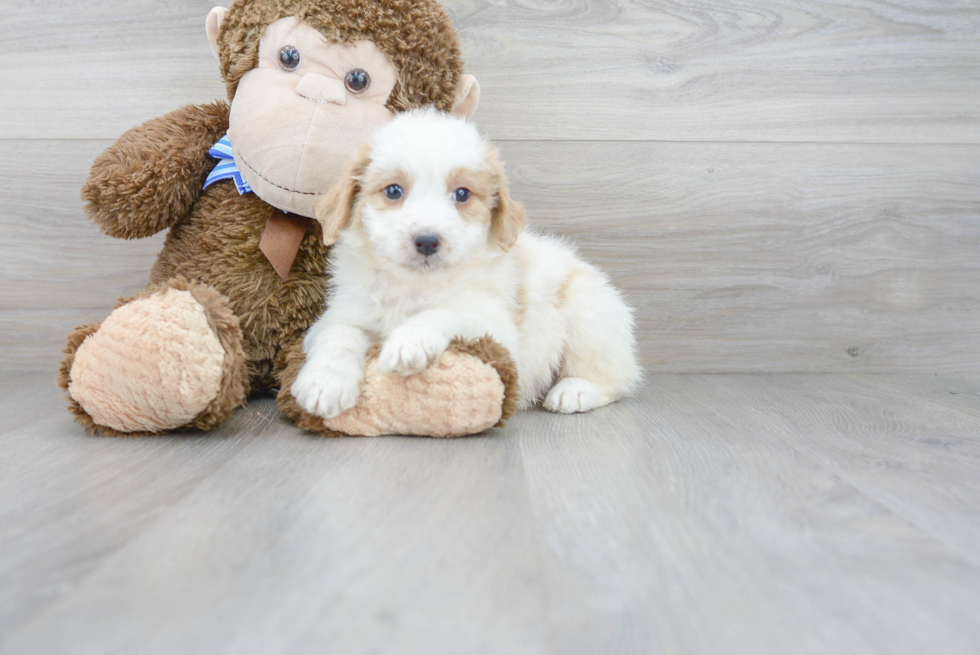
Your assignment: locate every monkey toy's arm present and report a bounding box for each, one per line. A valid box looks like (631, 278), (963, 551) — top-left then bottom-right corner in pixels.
(81, 102), (230, 239)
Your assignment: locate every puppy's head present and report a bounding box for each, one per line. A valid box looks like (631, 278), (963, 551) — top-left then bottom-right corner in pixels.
(315, 110), (527, 272)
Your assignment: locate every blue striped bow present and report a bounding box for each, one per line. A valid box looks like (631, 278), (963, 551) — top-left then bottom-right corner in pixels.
(204, 135), (253, 195)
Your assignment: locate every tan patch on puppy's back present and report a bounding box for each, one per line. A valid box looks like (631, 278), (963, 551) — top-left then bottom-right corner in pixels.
(558, 269), (586, 308)
(512, 244), (531, 327)
(514, 283), (529, 328)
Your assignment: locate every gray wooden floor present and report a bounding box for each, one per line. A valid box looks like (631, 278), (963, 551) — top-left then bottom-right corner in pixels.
(2, 373), (979, 654)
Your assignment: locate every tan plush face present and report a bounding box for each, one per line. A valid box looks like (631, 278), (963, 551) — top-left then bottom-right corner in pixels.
(227, 17), (399, 218)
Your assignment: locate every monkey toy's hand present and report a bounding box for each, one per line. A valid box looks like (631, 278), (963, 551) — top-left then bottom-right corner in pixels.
(81, 102), (230, 239)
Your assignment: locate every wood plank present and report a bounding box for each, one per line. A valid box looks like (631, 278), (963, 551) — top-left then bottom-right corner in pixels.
(2, 140), (977, 373)
(503, 140), (980, 373)
(3, 374), (980, 653)
(517, 377), (980, 654)
(669, 375), (980, 561)
(0, 374), (273, 640)
(852, 373), (980, 419)
(0, 1), (226, 142)
(0, 0), (977, 143)
(0, 140), (164, 313)
(0, 309), (107, 374)
(1, 387), (551, 654)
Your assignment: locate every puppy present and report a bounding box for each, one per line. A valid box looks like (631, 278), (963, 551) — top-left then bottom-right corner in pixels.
(291, 110), (640, 420)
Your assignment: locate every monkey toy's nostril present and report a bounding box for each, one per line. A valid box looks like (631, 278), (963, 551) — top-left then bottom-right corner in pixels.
(296, 73), (347, 105)
(414, 234), (440, 256)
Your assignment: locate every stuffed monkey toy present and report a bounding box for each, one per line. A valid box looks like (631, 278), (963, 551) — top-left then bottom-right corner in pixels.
(59, 0), (518, 438)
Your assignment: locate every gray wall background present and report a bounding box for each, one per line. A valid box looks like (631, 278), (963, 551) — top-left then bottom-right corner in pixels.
(1, 0), (978, 373)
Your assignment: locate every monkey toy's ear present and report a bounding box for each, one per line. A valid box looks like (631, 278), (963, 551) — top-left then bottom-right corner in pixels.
(315, 145), (372, 246)
(453, 75), (481, 120)
(206, 6), (228, 62)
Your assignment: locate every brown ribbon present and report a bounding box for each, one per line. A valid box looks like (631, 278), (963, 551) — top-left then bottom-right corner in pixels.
(259, 210), (312, 281)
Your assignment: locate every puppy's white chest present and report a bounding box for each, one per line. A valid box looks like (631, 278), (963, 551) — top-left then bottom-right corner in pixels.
(364, 273), (426, 331)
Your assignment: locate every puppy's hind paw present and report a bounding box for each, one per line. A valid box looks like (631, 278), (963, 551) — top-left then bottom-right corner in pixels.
(543, 378), (611, 414)
(377, 327), (450, 376)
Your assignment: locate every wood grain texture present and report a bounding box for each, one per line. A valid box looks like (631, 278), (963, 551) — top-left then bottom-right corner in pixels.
(0, 140), (164, 312)
(3, 373), (980, 654)
(0, 1), (977, 142)
(2, 139), (977, 373)
(1, 377), (551, 655)
(853, 373), (980, 418)
(0, 402), (273, 637)
(668, 375), (980, 565)
(518, 378), (980, 654)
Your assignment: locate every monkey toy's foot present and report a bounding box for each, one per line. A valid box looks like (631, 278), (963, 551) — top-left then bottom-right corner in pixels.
(277, 337), (520, 438)
(58, 278), (248, 436)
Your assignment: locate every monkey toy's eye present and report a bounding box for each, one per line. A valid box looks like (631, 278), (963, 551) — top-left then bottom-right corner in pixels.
(345, 69), (370, 94)
(279, 46), (301, 71)
(384, 185), (403, 200)
(453, 188), (471, 203)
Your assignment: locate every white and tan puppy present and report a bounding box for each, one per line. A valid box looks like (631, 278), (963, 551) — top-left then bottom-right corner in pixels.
(291, 110), (640, 420)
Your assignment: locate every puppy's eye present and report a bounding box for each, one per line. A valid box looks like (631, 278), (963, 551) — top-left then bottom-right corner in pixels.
(453, 188), (472, 203)
(279, 46), (301, 71)
(384, 185), (403, 200)
(345, 69), (370, 94)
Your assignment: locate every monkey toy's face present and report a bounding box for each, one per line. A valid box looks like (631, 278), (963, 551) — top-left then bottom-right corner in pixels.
(209, 15), (401, 218)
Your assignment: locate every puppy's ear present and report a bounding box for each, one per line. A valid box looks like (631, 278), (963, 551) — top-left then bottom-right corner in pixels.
(489, 151), (527, 251)
(315, 144), (371, 245)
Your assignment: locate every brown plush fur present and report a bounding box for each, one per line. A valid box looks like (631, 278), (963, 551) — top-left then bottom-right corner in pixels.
(218, 0), (464, 112)
(147, 160), (331, 394)
(444, 337), (520, 426)
(58, 278), (248, 437)
(276, 336), (520, 437)
(81, 102), (231, 240)
(66, 0), (507, 436)
(80, 101), (327, 398)
(170, 278), (250, 431)
(58, 323), (120, 436)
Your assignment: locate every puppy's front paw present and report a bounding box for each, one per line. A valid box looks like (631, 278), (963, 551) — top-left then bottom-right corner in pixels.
(291, 359), (363, 419)
(543, 378), (604, 414)
(377, 327), (450, 376)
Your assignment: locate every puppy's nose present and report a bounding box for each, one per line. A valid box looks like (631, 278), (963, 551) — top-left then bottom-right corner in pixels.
(414, 234), (440, 257)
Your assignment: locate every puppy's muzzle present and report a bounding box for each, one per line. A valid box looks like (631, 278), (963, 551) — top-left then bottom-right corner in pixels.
(414, 234), (440, 257)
